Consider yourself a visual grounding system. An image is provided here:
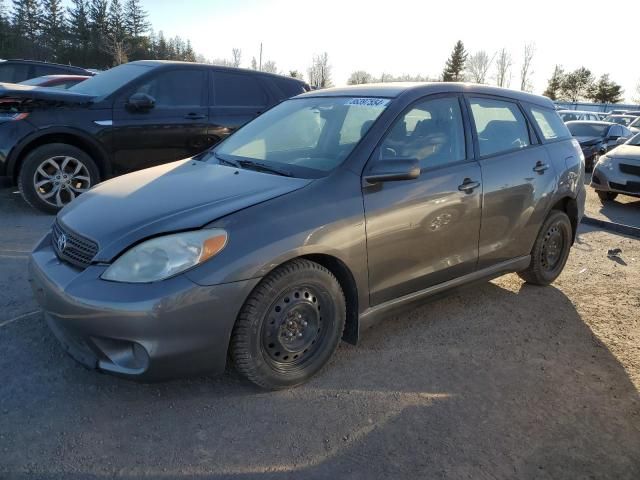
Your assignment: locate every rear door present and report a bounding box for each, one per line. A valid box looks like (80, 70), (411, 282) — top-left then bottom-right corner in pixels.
(208, 70), (271, 144)
(112, 68), (210, 171)
(363, 94), (482, 305)
(466, 95), (557, 269)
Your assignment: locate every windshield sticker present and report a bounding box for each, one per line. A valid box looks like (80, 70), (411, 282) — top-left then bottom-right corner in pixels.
(345, 98), (390, 107)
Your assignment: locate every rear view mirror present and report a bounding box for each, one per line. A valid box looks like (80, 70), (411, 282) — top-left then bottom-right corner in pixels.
(127, 93), (155, 111)
(364, 159), (420, 184)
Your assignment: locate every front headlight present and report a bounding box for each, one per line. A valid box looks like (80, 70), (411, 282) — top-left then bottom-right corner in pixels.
(596, 155), (614, 171)
(101, 229), (228, 283)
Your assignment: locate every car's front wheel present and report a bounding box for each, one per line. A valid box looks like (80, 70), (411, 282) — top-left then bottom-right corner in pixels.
(18, 143), (100, 214)
(230, 259), (346, 389)
(596, 191), (618, 203)
(518, 210), (573, 286)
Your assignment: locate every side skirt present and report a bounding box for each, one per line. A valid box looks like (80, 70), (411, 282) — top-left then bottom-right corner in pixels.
(358, 255), (531, 334)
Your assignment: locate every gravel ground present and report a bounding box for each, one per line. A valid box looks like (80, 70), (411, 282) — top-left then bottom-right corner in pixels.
(1, 186), (639, 479)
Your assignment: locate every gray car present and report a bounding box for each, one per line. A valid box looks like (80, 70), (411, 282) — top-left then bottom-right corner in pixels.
(29, 83), (586, 389)
(591, 132), (640, 202)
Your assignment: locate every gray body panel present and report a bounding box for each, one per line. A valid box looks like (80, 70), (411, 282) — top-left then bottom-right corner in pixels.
(591, 145), (640, 197)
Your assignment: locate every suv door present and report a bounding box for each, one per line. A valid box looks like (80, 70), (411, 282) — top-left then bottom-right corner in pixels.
(466, 96), (556, 269)
(112, 68), (211, 172)
(208, 70), (270, 143)
(363, 94), (482, 305)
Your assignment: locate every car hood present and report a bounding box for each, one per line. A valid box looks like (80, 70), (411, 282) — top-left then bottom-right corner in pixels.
(575, 136), (603, 146)
(608, 145), (640, 162)
(58, 159), (312, 262)
(0, 82), (94, 108)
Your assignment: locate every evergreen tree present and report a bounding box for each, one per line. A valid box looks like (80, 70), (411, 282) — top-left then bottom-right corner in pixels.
(442, 40), (467, 81)
(12, 0), (42, 58)
(41, 0), (66, 61)
(67, 0), (91, 65)
(88, 0), (109, 67)
(107, 0), (126, 41)
(543, 65), (564, 100)
(124, 0), (148, 37)
(587, 74), (623, 104)
(560, 67), (594, 102)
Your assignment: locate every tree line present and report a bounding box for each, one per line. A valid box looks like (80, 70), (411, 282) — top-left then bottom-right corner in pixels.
(0, 0), (197, 68)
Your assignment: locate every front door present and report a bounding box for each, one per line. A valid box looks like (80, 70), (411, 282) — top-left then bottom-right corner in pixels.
(112, 68), (211, 172)
(363, 95), (482, 306)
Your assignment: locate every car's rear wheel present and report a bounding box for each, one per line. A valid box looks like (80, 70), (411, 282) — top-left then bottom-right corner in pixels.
(518, 210), (572, 286)
(596, 191), (618, 203)
(230, 259), (346, 389)
(18, 143), (100, 214)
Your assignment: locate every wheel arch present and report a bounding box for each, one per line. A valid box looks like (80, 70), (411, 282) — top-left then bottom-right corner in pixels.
(8, 128), (110, 183)
(550, 196), (579, 243)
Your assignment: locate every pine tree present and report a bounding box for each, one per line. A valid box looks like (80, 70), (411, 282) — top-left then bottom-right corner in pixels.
(107, 0), (126, 41)
(88, 0), (109, 66)
(41, 0), (66, 61)
(442, 40), (467, 82)
(12, 0), (42, 58)
(587, 74), (623, 104)
(124, 0), (148, 37)
(67, 0), (91, 65)
(543, 65), (564, 100)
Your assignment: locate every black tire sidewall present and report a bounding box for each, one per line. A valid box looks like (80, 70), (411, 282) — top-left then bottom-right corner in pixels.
(533, 211), (572, 284)
(18, 143), (100, 214)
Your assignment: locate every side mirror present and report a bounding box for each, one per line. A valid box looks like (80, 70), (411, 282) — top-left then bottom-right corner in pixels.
(127, 92), (155, 111)
(364, 158), (420, 184)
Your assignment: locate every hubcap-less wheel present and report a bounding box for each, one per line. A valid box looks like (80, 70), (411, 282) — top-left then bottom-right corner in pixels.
(261, 286), (328, 371)
(540, 224), (564, 272)
(33, 156), (91, 208)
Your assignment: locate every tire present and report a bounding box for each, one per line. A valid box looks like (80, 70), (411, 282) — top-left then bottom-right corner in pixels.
(18, 143), (100, 214)
(596, 191), (618, 203)
(230, 259), (346, 389)
(518, 210), (573, 286)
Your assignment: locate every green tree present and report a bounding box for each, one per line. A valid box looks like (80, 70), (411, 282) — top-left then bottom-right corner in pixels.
(12, 0), (42, 58)
(543, 65), (564, 100)
(124, 0), (148, 37)
(442, 40), (467, 81)
(107, 0), (125, 41)
(587, 74), (623, 104)
(88, 0), (109, 66)
(559, 67), (594, 102)
(67, 0), (91, 65)
(41, 0), (66, 61)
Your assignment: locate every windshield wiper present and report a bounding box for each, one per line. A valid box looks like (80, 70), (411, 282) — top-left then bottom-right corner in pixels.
(236, 159), (293, 177)
(213, 152), (241, 168)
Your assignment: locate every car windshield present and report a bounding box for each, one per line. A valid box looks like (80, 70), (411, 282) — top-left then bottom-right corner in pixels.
(209, 96), (390, 178)
(605, 116), (633, 126)
(68, 63), (153, 98)
(567, 123), (609, 137)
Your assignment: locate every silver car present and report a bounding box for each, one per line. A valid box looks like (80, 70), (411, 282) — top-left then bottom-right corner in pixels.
(591, 133), (640, 202)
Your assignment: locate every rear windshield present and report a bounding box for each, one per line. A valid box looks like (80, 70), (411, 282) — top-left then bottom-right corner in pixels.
(567, 123), (609, 137)
(69, 63), (153, 98)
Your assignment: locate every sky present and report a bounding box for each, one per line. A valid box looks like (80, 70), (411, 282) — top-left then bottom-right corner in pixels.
(137, 0), (638, 102)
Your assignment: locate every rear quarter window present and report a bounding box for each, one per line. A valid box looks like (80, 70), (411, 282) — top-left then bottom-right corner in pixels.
(213, 71), (267, 107)
(528, 106), (571, 141)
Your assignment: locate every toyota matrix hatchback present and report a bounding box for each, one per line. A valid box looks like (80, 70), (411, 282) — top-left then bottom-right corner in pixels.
(29, 84), (585, 389)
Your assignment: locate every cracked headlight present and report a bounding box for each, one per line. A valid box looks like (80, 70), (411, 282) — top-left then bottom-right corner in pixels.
(102, 229), (228, 283)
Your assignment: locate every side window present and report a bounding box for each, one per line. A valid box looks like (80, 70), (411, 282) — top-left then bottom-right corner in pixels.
(0, 64), (30, 82)
(274, 78), (305, 99)
(33, 65), (62, 77)
(528, 106), (571, 141)
(469, 98), (530, 156)
(379, 96), (466, 169)
(134, 70), (205, 107)
(213, 72), (267, 107)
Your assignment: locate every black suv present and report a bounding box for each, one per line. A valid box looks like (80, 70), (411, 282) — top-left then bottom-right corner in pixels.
(0, 60), (310, 212)
(0, 59), (93, 83)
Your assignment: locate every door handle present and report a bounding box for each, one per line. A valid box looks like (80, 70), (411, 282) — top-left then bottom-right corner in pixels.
(533, 161), (550, 173)
(458, 178), (481, 193)
(184, 113), (206, 120)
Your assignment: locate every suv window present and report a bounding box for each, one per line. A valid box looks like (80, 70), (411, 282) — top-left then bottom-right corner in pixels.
(470, 98), (530, 156)
(529, 106), (571, 141)
(0, 63), (30, 83)
(213, 72), (267, 106)
(273, 78), (305, 98)
(134, 69), (205, 107)
(33, 65), (63, 77)
(379, 96), (466, 169)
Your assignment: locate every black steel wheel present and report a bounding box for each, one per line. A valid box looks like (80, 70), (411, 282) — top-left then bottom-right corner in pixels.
(518, 210), (573, 286)
(231, 259), (345, 389)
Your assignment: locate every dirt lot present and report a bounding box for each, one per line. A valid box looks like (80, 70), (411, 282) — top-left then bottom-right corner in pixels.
(1, 185), (639, 479)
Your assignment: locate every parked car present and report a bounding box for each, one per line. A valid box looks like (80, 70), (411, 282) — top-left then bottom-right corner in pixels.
(19, 74), (91, 89)
(629, 117), (640, 134)
(591, 132), (640, 202)
(558, 110), (600, 122)
(625, 110), (640, 117)
(29, 83), (585, 388)
(608, 109), (628, 115)
(595, 112), (610, 121)
(0, 59), (93, 83)
(603, 114), (638, 127)
(565, 121), (634, 170)
(0, 60), (310, 213)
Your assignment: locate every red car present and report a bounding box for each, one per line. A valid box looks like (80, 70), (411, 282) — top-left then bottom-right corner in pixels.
(18, 74), (91, 89)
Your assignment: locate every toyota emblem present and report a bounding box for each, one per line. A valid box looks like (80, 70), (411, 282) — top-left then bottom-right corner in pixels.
(57, 233), (67, 252)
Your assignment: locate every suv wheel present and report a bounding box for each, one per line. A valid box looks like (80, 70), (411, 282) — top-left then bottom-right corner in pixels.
(18, 143), (100, 214)
(596, 191), (618, 203)
(230, 259), (346, 389)
(518, 210), (572, 286)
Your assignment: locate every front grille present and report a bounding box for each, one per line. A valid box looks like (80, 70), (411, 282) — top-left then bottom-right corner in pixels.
(51, 220), (98, 269)
(619, 163), (640, 177)
(609, 181), (640, 194)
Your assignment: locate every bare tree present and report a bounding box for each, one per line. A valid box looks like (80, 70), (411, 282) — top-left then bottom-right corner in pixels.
(347, 70), (373, 85)
(466, 50), (494, 84)
(231, 48), (242, 68)
(633, 80), (640, 104)
(261, 60), (278, 73)
(519, 43), (535, 91)
(101, 32), (129, 66)
(495, 48), (512, 88)
(307, 52), (332, 89)
(250, 57), (257, 70)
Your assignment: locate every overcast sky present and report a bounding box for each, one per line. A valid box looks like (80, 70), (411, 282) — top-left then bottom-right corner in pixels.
(139, 0), (638, 102)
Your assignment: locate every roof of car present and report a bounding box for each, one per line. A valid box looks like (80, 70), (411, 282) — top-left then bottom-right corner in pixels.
(36, 74), (91, 79)
(565, 120), (613, 125)
(128, 60), (308, 84)
(1, 59), (90, 72)
(297, 82), (554, 108)
(557, 109), (597, 114)
(606, 114), (636, 118)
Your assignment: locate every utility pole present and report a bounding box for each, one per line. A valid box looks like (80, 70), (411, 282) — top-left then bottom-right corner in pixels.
(259, 43), (262, 71)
